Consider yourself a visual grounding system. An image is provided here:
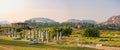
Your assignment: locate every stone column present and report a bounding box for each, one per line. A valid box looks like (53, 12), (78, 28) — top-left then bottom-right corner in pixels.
(36, 30), (39, 41)
(41, 32), (44, 43)
(6, 29), (8, 36)
(39, 30), (41, 41)
(46, 31), (50, 43)
(57, 32), (59, 40)
(31, 30), (34, 41)
(23, 30), (25, 39)
(12, 28), (14, 37)
(7, 28), (10, 37)
(29, 30), (32, 41)
(33, 30), (36, 39)
(4, 29), (7, 36)
(59, 32), (62, 40)
(14, 29), (17, 37)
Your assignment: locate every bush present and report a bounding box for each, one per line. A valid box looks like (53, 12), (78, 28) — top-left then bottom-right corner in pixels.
(82, 26), (100, 37)
(16, 28), (22, 32)
(99, 38), (114, 41)
(61, 26), (73, 36)
(72, 30), (83, 35)
(99, 39), (109, 41)
(50, 26), (73, 38)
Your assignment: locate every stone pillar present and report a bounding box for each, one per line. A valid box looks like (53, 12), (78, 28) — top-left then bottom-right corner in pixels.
(46, 31), (50, 43)
(29, 30), (32, 41)
(4, 29), (7, 36)
(39, 30), (41, 41)
(14, 29), (17, 37)
(7, 28), (10, 37)
(57, 32), (59, 40)
(31, 30), (34, 41)
(45, 31), (47, 40)
(59, 32), (62, 40)
(36, 30), (39, 41)
(6, 29), (8, 36)
(41, 32), (44, 43)
(33, 30), (36, 40)
(12, 28), (14, 37)
(23, 30), (25, 39)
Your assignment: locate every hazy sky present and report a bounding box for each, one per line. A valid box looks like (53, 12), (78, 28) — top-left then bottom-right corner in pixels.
(0, 0), (120, 23)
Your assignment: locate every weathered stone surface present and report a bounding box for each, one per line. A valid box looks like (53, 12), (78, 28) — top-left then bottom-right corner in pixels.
(100, 15), (120, 25)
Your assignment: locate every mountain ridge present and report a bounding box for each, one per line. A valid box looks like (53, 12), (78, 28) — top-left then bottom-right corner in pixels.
(25, 17), (56, 23)
(65, 19), (97, 24)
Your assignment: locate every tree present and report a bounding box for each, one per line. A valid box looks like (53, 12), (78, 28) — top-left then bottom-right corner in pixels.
(82, 26), (100, 37)
(61, 26), (73, 36)
(49, 26), (73, 38)
(16, 28), (22, 32)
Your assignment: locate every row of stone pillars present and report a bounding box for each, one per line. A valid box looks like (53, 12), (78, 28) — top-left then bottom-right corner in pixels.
(2, 28), (62, 43)
(56, 32), (62, 40)
(28, 30), (50, 43)
(2, 28), (17, 38)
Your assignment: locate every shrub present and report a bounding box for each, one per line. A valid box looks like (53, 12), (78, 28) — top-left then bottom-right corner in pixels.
(99, 39), (109, 41)
(16, 28), (22, 32)
(99, 38), (114, 41)
(82, 26), (100, 37)
(61, 26), (73, 36)
(50, 26), (73, 38)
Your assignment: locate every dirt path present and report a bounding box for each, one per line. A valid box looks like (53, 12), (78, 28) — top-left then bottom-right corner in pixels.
(0, 46), (13, 50)
(78, 44), (120, 50)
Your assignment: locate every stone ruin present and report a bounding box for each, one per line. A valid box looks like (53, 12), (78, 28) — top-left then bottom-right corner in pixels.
(2, 28), (62, 44)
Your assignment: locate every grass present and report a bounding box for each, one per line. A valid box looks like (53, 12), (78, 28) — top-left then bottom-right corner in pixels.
(70, 29), (120, 47)
(1, 29), (119, 50)
(0, 36), (96, 50)
(74, 34), (120, 47)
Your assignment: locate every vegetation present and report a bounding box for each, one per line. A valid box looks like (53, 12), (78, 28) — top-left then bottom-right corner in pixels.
(70, 29), (120, 47)
(27, 22), (60, 28)
(26, 22), (96, 29)
(1, 23), (120, 50)
(82, 26), (100, 37)
(98, 24), (120, 30)
(16, 28), (23, 32)
(50, 26), (73, 38)
(0, 36), (96, 50)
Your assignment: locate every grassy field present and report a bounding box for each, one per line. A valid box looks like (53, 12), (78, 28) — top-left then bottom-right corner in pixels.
(0, 29), (120, 50)
(70, 29), (120, 47)
(0, 36), (96, 50)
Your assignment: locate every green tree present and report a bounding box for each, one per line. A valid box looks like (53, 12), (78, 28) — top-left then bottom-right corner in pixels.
(49, 26), (73, 38)
(16, 28), (22, 32)
(61, 26), (73, 36)
(83, 26), (100, 37)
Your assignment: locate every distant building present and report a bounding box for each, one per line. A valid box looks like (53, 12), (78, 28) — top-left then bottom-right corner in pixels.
(11, 23), (28, 29)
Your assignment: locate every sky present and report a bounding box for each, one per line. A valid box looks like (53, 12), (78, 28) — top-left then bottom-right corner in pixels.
(0, 0), (120, 23)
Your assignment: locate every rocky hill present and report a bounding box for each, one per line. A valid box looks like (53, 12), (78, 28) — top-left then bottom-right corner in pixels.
(66, 19), (97, 24)
(0, 21), (9, 24)
(100, 15), (120, 25)
(25, 17), (56, 23)
(98, 15), (120, 30)
(66, 19), (81, 23)
(0, 21), (10, 27)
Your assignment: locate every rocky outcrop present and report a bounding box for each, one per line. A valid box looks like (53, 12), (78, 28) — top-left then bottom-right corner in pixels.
(66, 19), (97, 24)
(100, 15), (120, 25)
(25, 17), (56, 23)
